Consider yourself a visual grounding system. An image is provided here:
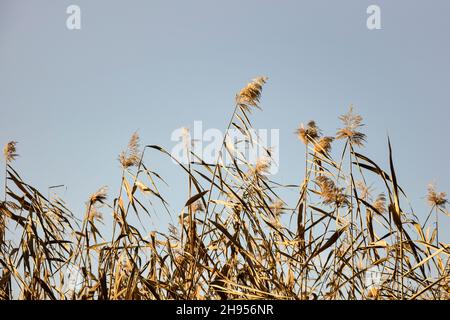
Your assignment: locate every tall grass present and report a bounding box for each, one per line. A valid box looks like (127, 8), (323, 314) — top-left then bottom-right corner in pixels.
(0, 77), (449, 300)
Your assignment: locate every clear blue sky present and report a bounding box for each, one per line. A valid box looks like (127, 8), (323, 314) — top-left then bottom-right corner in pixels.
(1, 0), (449, 241)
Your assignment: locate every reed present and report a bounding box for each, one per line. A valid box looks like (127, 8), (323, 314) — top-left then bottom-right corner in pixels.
(0, 77), (448, 300)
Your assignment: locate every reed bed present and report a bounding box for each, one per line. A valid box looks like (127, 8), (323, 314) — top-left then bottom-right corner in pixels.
(0, 77), (449, 300)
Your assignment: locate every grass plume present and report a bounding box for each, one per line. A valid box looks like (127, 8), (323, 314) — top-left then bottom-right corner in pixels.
(0, 77), (448, 301)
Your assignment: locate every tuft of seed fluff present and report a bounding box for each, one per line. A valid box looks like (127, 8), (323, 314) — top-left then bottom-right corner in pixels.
(372, 193), (387, 214)
(89, 186), (108, 206)
(427, 184), (447, 208)
(296, 121), (321, 145)
(270, 199), (285, 218)
(3, 141), (18, 163)
(189, 200), (205, 213)
(316, 176), (347, 206)
(336, 105), (366, 147)
(252, 157), (271, 177)
(181, 127), (191, 151)
(313, 136), (334, 155)
(236, 76), (268, 111)
(87, 207), (103, 222)
(86, 186), (107, 222)
(356, 181), (371, 201)
(119, 132), (141, 169)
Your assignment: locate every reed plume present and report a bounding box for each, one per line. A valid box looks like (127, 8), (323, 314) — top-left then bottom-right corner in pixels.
(270, 199), (285, 218)
(356, 181), (371, 201)
(296, 121), (321, 145)
(119, 132), (141, 169)
(251, 157), (271, 178)
(3, 141), (18, 163)
(313, 136), (334, 155)
(336, 106), (366, 147)
(316, 175), (347, 206)
(189, 200), (205, 213)
(426, 184), (447, 248)
(372, 193), (387, 214)
(427, 183), (447, 208)
(89, 186), (108, 206)
(236, 76), (268, 111)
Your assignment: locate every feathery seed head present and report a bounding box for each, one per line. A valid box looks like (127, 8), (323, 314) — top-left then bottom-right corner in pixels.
(89, 186), (108, 206)
(356, 181), (371, 201)
(86, 186), (107, 222)
(181, 127), (191, 150)
(427, 184), (447, 208)
(3, 141), (18, 163)
(313, 136), (334, 155)
(270, 199), (285, 218)
(190, 200), (205, 213)
(336, 106), (366, 147)
(296, 121), (321, 145)
(373, 193), (387, 214)
(236, 76), (268, 110)
(253, 157), (271, 177)
(87, 207), (103, 222)
(316, 176), (347, 206)
(119, 132), (141, 169)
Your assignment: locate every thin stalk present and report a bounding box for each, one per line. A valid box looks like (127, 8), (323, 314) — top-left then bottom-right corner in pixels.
(348, 145), (356, 299)
(188, 104), (239, 295)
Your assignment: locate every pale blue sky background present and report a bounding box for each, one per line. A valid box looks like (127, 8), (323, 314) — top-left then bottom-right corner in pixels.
(1, 1), (449, 241)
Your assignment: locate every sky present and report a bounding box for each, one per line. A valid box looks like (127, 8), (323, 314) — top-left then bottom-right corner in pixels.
(1, 0), (449, 242)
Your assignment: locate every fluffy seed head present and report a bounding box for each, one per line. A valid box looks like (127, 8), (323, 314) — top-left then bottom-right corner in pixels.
(119, 132), (141, 169)
(89, 186), (108, 206)
(270, 199), (285, 217)
(427, 184), (447, 208)
(190, 200), (205, 213)
(253, 157), (271, 177)
(316, 176), (347, 206)
(336, 106), (366, 147)
(181, 127), (191, 150)
(313, 136), (334, 155)
(3, 141), (18, 163)
(236, 76), (268, 110)
(86, 187), (107, 222)
(373, 193), (387, 214)
(87, 207), (103, 222)
(356, 181), (371, 201)
(296, 121), (321, 145)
